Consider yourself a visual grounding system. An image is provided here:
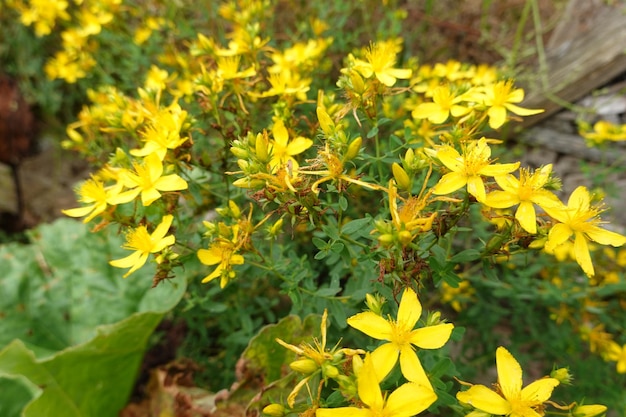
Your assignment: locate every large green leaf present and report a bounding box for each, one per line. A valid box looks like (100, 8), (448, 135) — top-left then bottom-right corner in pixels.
(0, 218), (186, 417)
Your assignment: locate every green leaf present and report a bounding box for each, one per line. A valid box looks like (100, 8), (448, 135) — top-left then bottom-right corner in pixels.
(449, 249), (481, 264)
(341, 217), (371, 236)
(0, 218), (186, 417)
(242, 314), (321, 382)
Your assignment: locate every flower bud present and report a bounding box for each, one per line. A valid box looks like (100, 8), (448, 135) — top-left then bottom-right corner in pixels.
(230, 146), (248, 159)
(317, 106), (335, 136)
(392, 162), (411, 191)
(344, 136), (362, 162)
(426, 311), (442, 326)
(289, 359), (318, 375)
(573, 404), (607, 417)
(322, 363), (339, 378)
(398, 230), (413, 246)
(550, 367), (573, 385)
(365, 293), (385, 315)
(377, 233), (395, 246)
(255, 132), (269, 163)
(262, 403), (286, 417)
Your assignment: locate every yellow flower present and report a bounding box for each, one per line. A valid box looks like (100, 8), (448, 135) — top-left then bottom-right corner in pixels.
(432, 138), (519, 202)
(352, 41), (412, 87)
(269, 119), (313, 170)
(62, 176), (122, 223)
(109, 153), (188, 206)
(606, 341), (626, 373)
(483, 165), (561, 233)
(316, 353), (437, 417)
(544, 186), (626, 277)
(457, 346), (560, 417)
(130, 104), (189, 160)
(197, 225), (244, 288)
(476, 81), (543, 129)
(347, 287), (453, 386)
(109, 215), (176, 278)
(412, 85), (471, 124)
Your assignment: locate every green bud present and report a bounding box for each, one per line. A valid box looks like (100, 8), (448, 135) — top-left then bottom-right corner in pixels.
(550, 367), (573, 385)
(365, 293), (385, 315)
(322, 363), (339, 378)
(398, 230), (413, 246)
(377, 233), (395, 246)
(255, 132), (269, 162)
(230, 146), (248, 159)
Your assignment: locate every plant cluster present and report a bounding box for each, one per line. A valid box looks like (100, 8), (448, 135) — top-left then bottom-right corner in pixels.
(2, 0), (626, 416)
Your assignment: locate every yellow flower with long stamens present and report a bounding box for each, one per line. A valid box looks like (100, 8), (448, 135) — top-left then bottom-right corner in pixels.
(432, 138), (519, 202)
(347, 288), (453, 386)
(130, 104), (189, 160)
(269, 119), (313, 171)
(316, 353), (437, 417)
(457, 346), (560, 417)
(412, 85), (471, 124)
(197, 224), (244, 288)
(476, 81), (543, 129)
(109, 153), (188, 206)
(352, 41), (412, 87)
(483, 164), (561, 234)
(543, 186), (626, 277)
(109, 215), (176, 278)
(62, 175), (122, 223)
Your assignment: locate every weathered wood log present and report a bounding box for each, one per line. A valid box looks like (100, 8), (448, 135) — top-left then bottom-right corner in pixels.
(519, 0), (626, 128)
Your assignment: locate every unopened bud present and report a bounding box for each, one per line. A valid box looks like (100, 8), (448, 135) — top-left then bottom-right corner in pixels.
(392, 162), (411, 191)
(344, 136), (362, 162)
(365, 293), (385, 315)
(290, 359), (318, 375)
(317, 106), (335, 136)
(322, 363), (339, 378)
(262, 403), (286, 417)
(573, 404), (607, 417)
(377, 233), (395, 246)
(230, 146), (248, 159)
(550, 367), (573, 385)
(255, 132), (269, 162)
(398, 230), (413, 246)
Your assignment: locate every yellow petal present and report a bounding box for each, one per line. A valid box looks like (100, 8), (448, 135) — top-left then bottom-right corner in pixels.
(155, 174), (188, 192)
(409, 323), (454, 349)
(584, 226), (626, 247)
(399, 345), (431, 388)
(152, 235), (175, 253)
(387, 68), (412, 80)
(201, 265), (222, 283)
(545, 223), (573, 252)
(515, 201), (537, 234)
(484, 190), (518, 209)
(488, 105), (507, 129)
(62, 205), (96, 219)
(358, 354), (383, 410)
(505, 102), (544, 116)
(272, 119), (289, 147)
(433, 172), (467, 195)
(347, 312), (393, 340)
(467, 175), (486, 202)
(385, 381), (437, 416)
(375, 71), (398, 87)
(370, 343), (399, 382)
(567, 186), (590, 211)
(457, 385), (511, 415)
(574, 232), (595, 277)
(397, 288), (422, 329)
(493, 174), (519, 194)
(286, 136), (313, 156)
(152, 215), (173, 241)
(316, 408), (370, 417)
(141, 188), (162, 206)
(108, 189), (140, 205)
(230, 253), (245, 265)
(198, 248), (222, 265)
(110, 250), (143, 269)
(496, 346), (523, 401)
(479, 162), (520, 177)
(436, 147), (464, 172)
(520, 378), (559, 404)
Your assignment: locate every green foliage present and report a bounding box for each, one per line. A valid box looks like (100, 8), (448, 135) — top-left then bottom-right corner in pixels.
(0, 219), (186, 417)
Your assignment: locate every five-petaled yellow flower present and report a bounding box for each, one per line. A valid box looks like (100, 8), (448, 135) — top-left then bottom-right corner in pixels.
(483, 164), (561, 234)
(352, 41), (412, 87)
(316, 353), (437, 417)
(109, 153), (188, 206)
(432, 138), (519, 202)
(457, 346), (560, 417)
(269, 119), (313, 170)
(62, 176), (122, 223)
(543, 186), (626, 277)
(412, 85), (471, 124)
(197, 225), (244, 288)
(347, 287), (453, 387)
(109, 215), (176, 278)
(476, 81), (544, 129)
